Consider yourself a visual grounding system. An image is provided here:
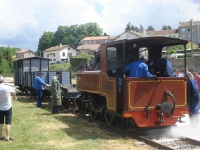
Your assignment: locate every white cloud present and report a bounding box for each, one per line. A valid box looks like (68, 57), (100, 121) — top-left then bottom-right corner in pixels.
(0, 0), (200, 50)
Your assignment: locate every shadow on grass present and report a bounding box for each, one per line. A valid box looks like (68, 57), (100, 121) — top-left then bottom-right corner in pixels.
(54, 115), (119, 141)
(16, 93), (122, 141)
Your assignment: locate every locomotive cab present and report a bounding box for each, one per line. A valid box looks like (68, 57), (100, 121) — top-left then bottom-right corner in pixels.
(76, 37), (189, 127)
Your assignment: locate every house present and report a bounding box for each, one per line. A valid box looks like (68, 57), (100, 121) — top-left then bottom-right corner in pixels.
(178, 20), (200, 47)
(114, 30), (143, 41)
(16, 50), (35, 60)
(43, 44), (79, 64)
(77, 36), (116, 54)
(146, 29), (178, 38)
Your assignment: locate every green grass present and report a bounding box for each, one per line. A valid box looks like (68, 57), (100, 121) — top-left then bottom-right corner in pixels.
(0, 96), (151, 150)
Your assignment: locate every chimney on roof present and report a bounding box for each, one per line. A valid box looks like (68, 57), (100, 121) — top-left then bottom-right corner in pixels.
(143, 29), (146, 37)
(108, 35), (110, 42)
(60, 43), (62, 47)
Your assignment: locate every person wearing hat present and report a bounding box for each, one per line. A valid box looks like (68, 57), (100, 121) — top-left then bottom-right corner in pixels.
(125, 55), (157, 79)
(33, 72), (50, 107)
(89, 56), (95, 67)
(51, 71), (62, 114)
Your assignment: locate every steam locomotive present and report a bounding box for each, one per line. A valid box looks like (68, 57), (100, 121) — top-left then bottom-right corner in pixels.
(76, 37), (189, 127)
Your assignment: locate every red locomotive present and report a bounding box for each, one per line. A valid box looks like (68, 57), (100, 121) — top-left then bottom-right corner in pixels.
(76, 37), (189, 127)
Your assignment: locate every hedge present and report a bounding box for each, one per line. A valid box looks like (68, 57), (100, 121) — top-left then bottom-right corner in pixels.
(177, 54), (192, 58)
(70, 57), (87, 66)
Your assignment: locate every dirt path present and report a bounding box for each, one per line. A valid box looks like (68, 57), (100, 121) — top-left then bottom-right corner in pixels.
(4, 77), (14, 83)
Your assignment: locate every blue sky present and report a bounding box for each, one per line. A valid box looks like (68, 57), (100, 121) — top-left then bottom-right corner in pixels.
(0, 0), (200, 51)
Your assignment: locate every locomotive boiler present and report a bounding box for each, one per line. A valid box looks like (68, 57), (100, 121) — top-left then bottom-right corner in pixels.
(76, 37), (189, 127)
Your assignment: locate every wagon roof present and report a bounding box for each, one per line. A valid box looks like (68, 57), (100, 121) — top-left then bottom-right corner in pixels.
(104, 36), (188, 47)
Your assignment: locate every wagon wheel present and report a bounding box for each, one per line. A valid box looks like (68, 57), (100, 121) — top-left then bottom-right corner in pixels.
(105, 112), (115, 126)
(90, 109), (99, 119)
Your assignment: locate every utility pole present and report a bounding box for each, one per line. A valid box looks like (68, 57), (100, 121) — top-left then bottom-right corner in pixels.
(190, 19), (193, 57)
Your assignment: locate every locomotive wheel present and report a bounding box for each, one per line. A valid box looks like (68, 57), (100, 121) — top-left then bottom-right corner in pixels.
(105, 112), (115, 125)
(90, 109), (98, 119)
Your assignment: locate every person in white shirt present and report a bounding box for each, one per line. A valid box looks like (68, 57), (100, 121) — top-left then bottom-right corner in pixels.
(0, 76), (17, 141)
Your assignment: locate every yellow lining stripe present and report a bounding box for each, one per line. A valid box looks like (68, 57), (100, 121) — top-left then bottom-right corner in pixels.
(128, 79), (187, 109)
(101, 73), (116, 110)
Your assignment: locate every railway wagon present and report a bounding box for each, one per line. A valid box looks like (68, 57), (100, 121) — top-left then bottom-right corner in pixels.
(76, 37), (189, 127)
(13, 57), (78, 105)
(14, 57), (49, 94)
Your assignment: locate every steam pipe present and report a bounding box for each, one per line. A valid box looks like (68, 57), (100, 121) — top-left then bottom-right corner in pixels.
(167, 92), (176, 117)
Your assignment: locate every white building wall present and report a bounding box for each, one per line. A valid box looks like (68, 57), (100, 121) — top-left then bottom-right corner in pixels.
(43, 46), (78, 64)
(114, 33), (140, 41)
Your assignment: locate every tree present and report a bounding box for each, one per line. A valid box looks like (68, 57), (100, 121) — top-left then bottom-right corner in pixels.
(37, 31), (54, 56)
(167, 26), (172, 30)
(146, 25), (154, 31)
(162, 25), (168, 30)
(139, 25), (143, 33)
(125, 22), (131, 31)
(103, 32), (108, 36)
(5, 46), (13, 71)
(77, 52), (91, 63)
(51, 22), (103, 48)
(162, 25), (172, 30)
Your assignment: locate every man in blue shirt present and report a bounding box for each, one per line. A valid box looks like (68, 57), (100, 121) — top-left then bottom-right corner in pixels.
(153, 57), (174, 77)
(125, 56), (157, 79)
(33, 72), (49, 107)
(187, 73), (199, 123)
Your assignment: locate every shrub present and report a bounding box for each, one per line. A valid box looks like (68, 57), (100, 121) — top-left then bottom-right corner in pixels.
(70, 57), (87, 67)
(177, 54), (192, 58)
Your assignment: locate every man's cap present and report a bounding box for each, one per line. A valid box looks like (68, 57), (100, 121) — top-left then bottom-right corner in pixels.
(56, 71), (62, 75)
(38, 72), (43, 75)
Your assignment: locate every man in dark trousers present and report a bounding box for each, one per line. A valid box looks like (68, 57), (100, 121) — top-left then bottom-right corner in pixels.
(51, 71), (62, 114)
(187, 73), (200, 123)
(0, 76), (17, 141)
(33, 72), (50, 107)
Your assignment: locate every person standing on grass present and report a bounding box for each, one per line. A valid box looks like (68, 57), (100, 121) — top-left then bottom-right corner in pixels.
(51, 71), (62, 114)
(187, 73), (199, 123)
(0, 76), (17, 141)
(193, 72), (200, 96)
(33, 72), (50, 107)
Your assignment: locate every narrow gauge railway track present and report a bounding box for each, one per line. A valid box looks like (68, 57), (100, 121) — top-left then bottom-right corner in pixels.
(70, 110), (200, 150)
(138, 136), (200, 150)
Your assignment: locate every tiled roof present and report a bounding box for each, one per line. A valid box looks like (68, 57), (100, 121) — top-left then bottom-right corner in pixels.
(82, 36), (116, 41)
(16, 50), (29, 53)
(146, 29), (178, 36)
(43, 44), (78, 52)
(77, 44), (100, 51)
(179, 21), (200, 27)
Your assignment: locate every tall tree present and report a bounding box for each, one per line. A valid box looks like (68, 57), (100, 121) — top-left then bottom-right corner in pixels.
(52, 22), (103, 48)
(146, 25), (154, 31)
(5, 46), (13, 70)
(167, 25), (172, 30)
(103, 32), (108, 36)
(162, 25), (168, 30)
(125, 22), (132, 31)
(162, 25), (172, 30)
(37, 31), (54, 56)
(139, 25), (143, 33)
